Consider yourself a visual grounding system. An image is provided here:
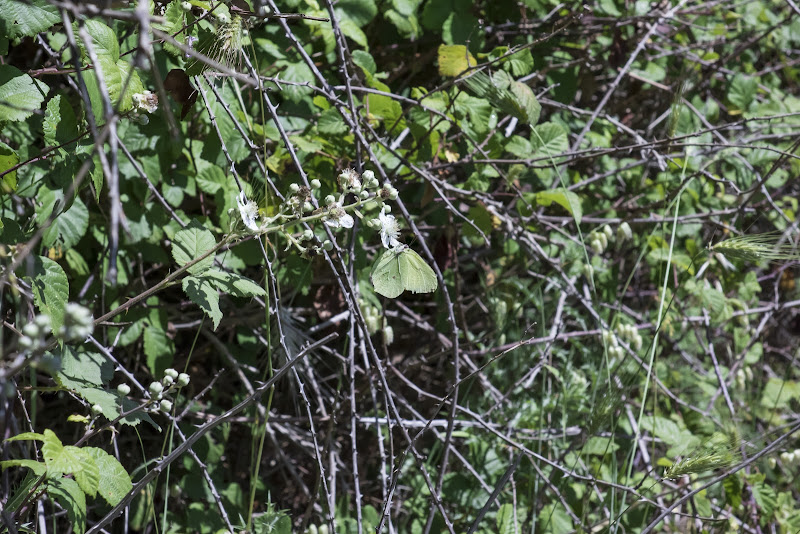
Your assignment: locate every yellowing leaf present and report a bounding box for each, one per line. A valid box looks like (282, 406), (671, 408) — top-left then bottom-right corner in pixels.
(438, 44), (476, 77)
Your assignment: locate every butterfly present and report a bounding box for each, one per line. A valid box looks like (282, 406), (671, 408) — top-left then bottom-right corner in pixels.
(370, 246), (438, 299)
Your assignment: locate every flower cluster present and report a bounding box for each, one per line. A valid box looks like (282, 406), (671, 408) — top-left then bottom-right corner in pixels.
(18, 303), (94, 352)
(136, 368), (191, 415)
(234, 168), (404, 256)
(601, 321), (644, 359)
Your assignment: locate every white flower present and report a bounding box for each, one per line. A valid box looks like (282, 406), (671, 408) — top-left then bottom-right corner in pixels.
(324, 204), (354, 229)
(132, 91), (158, 114)
(338, 168), (361, 191)
(237, 192), (260, 233)
(378, 211), (401, 249)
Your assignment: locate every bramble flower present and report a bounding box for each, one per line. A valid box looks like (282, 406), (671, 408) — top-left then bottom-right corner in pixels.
(338, 168), (361, 191)
(378, 211), (401, 249)
(324, 204), (354, 229)
(237, 192), (260, 233)
(132, 91), (158, 114)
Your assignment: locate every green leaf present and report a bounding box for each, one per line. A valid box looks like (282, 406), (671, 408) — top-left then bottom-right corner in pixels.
(22, 256), (69, 334)
(84, 447), (133, 507)
(172, 221), (216, 275)
(318, 108), (349, 135)
(532, 122), (568, 156)
(143, 327), (175, 377)
(0, 65), (49, 122)
(183, 276), (223, 329)
(49, 477), (87, 534)
(54, 347), (114, 389)
(752, 482), (777, 518)
(41, 429), (83, 476)
(438, 45), (476, 77)
(534, 188), (582, 224)
(42, 197), (89, 249)
(203, 269), (266, 298)
(505, 135), (532, 158)
(351, 50), (377, 75)
(728, 74), (757, 113)
(0, 459), (47, 476)
(196, 164), (229, 194)
(0, 141), (19, 192)
(72, 450), (99, 498)
(334, 0), (378, 27)
(82, 20), (120, 61)
(0, 0), (60, 40)
(43, 95), (79, 148)
(5, 432), (45, 442)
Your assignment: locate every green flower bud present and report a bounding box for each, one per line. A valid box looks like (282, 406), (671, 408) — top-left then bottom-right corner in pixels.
(162, 375), (174, 387)
(180, 1), (192, 11)
(310, 179), (321, 189)
(117, 384), (131, 395)
(160, 399), (173, 413)
(617, 222), (632, 242)
(177, 373), (190, 387)
(289, 183), (300, 193)
(322, 240), (333, 251)
(302, 229), (314, 241)
(324, 195), (336, 206)
(164, 368), (179, 379)
(91, 404), (103, 415)
(362, 170), (375, 182)
(303, 202), (313, 212)
(149, 382), (164, 396)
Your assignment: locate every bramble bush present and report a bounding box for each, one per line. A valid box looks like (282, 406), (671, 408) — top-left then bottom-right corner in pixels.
(2, 0), (800, 532)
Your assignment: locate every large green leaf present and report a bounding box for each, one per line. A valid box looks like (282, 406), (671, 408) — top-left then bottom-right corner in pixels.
(0, 141), (19, 192)
(48, 477), (87, 534)
(0, 65), (49, 122)
(203, 269), (266, 298)
(183, 276), (222, 330)
(43, 95), (80, 148)
(42, 197), (89, 249)
(143, 327), (175, 377)
(0, 0), (59, 40)
(172, 222), (216, 275)
(532, 122), (569, 156)
(534, 188), (582, 225)
(22, 256), (69, 334)
(438, 44), (476, 77)
(84, 447), (133, 507)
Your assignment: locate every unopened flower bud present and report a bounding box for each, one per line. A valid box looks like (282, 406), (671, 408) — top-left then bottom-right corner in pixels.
(310, 179), (321, 189)
(149, 382), (164, 396)
(117, 384), (131, 395)
(177, 373), (190, 387)
(324, 195), (336, 205)
(617, 222), (632, 242)
(160, 399), (173, 412)
(289, 183), (300, 193)
(91, 404), (103, 415)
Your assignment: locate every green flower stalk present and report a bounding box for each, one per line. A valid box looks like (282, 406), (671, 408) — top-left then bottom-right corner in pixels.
(710, 231), (800, 262)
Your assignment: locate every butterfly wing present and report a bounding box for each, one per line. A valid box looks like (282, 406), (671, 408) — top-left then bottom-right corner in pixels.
(398, 249), (438, 294)
(371, 249), (404, 298)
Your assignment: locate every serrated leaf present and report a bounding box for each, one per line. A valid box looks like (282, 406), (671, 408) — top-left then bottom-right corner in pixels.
(318, 108), (349, 135)
(43, 95), (79, 148)
(143, 327), (175, 377)
(0, 0), (60, 40)
(172, 222), (216, 275)
(82, 20), (119, 61)
(203, 269), (266, 298)
(0, 65), (49, 122)
(5, 432), (45, 443)
(534, 188), (582, 225)
(54, 347), (114, 388)
(196, 164), (228, 194)
(0, 459), (47, 476)
(532, 122), (568, 156)
(22, 256), (69, 334)
(42, 197), (89, 249)
(351, 49), (377, 75)
(0, 141), (19, 192)
(49, 477), (87, 534)
(72, 450), (99, 498)
(84, 447), (132, 507)
(182, 276), (222, 330)
(41, 429), (78, 475)
(438, 44), (476, 77)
